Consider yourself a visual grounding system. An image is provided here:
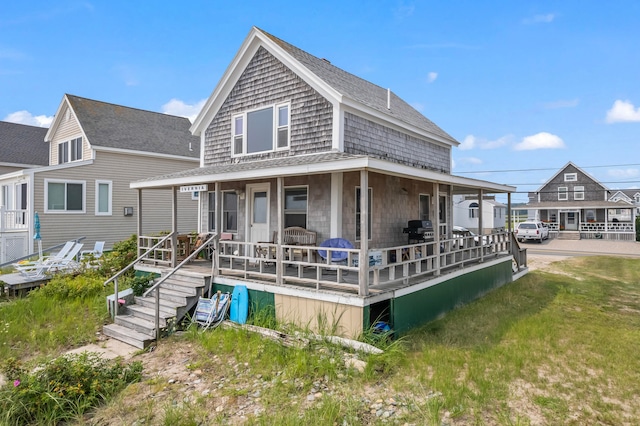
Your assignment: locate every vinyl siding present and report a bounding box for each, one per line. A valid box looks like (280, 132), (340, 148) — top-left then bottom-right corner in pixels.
(203, 46), (334, 166)
(32, 151), (199, 250)
(50, 103), (88, 165)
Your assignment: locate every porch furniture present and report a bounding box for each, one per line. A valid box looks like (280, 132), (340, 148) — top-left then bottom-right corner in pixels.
(282, 227), (317, 262)
(17, 243), (84, 278)
(176, 234), (191, 261)
(192, 291), (231, 331)
(80, 241), (105, 260)
(318, 238), (354, 262)
(12, 240), (76, 270)
(402, 220), (435, 244)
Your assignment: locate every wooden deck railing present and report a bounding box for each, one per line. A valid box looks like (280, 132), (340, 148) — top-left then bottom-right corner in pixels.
(0, 208), (28, 232)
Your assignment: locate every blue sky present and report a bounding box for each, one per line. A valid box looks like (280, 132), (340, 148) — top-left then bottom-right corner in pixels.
(2, 1), (639, 203)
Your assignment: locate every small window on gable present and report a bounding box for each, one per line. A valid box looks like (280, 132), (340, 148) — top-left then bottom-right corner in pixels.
(231, 103), (290, 156)
(58, 137), (82, 164)
(558, 187), (568, 201)
(574, 186), (585, 201)
(564, 173), (577, 182)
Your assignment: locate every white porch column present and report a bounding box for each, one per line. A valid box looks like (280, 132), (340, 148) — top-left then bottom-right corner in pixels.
(433, 182), (440, 276)
(171, 186), (177, 267)
(137, 189), (142, 258)
(330, 172), (343, 238)
(507, 192), (512, 233)
(276, 177), (284, 285)
(214, 182), (221, 234)
(478, 188), (484, 263)
(358, 170), (369, 296)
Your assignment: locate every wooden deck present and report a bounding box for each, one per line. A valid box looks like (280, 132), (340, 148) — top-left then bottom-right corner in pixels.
(0, 272), (50, 296)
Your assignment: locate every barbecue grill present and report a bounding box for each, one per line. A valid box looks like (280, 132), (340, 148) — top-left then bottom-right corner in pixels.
(402, 220), (435, 244)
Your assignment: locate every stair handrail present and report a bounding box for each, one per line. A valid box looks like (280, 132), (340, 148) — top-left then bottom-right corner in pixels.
(141, 233), (218, 343)
(103, 232), (176, 319)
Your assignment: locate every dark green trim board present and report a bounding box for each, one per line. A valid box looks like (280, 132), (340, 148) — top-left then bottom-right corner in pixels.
(391, 260), (513, 334)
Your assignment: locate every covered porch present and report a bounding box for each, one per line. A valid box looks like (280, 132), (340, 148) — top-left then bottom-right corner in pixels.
(129, 153), (522, 336)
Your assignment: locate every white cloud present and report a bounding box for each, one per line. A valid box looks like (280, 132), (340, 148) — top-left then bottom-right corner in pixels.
(3, 110), (53, 127)
(607, 168), (640, 179)
(161, 98), (206, 122)
(523, 13), (556, 24)
(459, 134), (511, 151)
(542, 99), (579, 109)
(605, 100), (640, 123)
(427, 72), (438, 83)
(514, 132), (565, 151)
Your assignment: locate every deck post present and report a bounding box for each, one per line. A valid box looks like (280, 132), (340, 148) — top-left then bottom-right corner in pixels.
(171, 186), (177, 268)
(358, 169), (369, 296)
(478, 188), (484, 263)
(507, 192), (512, 233)
(433, 183), (440, 276)
(215, 182), (221, 275)
(276, 177), (283, 285)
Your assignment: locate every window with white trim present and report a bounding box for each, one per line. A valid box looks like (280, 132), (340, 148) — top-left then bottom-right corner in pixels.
(284, 186), (307, 228)
(232, 103), (290, 156)
(469, 202), (479, 218)
(45, 179), (85, 213)
(574, 186), (585, 201)
(355, 187), (372, 241)
(58, 137), (83, 164)
(95, 180), (112, 215)
(222, 191), (238, 232)
(564, 173), (577, 182)
(558, 186), (568, 201)
(208, 192), (216, 232)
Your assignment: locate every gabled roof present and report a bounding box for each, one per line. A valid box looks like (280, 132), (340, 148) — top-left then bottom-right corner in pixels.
(608, 190), (632, 202)
(535, 161), (608, 193)
(191, 27), (458, 146)
(46, 94), (200, 159)
(0, 121), (49, 167)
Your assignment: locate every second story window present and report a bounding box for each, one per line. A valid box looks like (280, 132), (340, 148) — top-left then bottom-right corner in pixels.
(558, 187), (568, 201)
(58, 137), (83, 164)
(232, 103), (290, 156)
(574, 186), (585, 200)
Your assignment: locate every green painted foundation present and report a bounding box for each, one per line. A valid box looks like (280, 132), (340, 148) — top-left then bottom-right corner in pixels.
(390, 260), (513, 334)
(212, 282), (275, 322)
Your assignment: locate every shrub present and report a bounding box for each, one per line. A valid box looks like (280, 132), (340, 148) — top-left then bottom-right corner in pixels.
(129, 273), (155, 296)
(0, 353), (142, 425)
(96, 234), (138, 278)
(31, 273), (104, 300)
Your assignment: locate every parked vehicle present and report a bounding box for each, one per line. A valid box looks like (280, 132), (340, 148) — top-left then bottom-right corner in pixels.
(515, 221), (549, 243)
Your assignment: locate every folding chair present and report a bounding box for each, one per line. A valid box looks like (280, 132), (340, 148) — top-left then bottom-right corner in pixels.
(192, 291), (231, 331)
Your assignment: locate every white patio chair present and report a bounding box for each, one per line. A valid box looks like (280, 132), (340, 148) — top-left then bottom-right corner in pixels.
(13, 241), (77, 275)
(80, 241), (105, 261)
(22, 243), (84, 278)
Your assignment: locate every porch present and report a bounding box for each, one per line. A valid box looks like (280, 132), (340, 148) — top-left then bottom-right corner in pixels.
(0, 208), (30, 264)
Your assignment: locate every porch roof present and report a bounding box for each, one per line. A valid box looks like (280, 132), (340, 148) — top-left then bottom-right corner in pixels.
(131, 151), (515, 194)
(527, 200), (634, 209)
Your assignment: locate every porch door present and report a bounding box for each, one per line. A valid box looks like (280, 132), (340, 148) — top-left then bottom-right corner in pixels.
(247, 183), (270, 244)
(565, 211), (578, 231)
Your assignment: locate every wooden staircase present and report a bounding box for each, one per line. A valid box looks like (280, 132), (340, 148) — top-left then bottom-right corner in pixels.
(103, 272), (209, 349)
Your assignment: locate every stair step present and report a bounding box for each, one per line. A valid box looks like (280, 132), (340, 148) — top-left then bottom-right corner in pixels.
(127, 304), (173, 325)
(134, 295), (185, 312)
(162, 280), (207, 296)
(164, 273), (207, 286)
(114, 314), (157, 337)
(157, 287), (190, 304)
(103, 323), (153, 349)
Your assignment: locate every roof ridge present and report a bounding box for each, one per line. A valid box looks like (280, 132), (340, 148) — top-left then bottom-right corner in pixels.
(65, 94), (192, 121)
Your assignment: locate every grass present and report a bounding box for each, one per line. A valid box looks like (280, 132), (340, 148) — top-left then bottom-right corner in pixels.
(2, 255), (640, 424)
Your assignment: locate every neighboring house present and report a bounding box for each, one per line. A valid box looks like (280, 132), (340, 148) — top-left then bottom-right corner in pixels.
(0, 94), (201, 264)
(526, 161), (635, 240)
(122, 27), (519, 344)
(609, 189), (640, 217)
(453, 195), (506, 233)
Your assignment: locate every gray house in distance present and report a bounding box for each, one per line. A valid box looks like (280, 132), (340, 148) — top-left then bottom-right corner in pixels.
(0, 94), (201, 263)
(526, 162), (635, 240)
(112, 27), (521, 347)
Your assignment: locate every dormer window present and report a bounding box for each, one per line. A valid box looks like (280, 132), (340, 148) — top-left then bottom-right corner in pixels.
(232, 103), (290, 156)
(564, 173), (577, 182)
(58, 137), (83, 164)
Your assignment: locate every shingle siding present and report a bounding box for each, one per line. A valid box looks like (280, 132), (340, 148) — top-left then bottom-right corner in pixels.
(203, 47), (333, 166)
(538, 164), (605, 202)
(343, 113), (451, 173)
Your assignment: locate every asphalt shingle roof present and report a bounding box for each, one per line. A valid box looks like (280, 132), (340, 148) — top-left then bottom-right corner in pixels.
(0, 120), (49, 166)
(66, 94), (200, 159)
(259, 28), (458, 144)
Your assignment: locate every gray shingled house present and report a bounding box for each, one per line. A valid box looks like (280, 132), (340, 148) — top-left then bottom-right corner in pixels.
(0, 94), (200, 264)
(108, 27), (523, 347)
(526, 162), (636, 240)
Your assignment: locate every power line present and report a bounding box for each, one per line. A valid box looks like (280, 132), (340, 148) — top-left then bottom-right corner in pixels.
(504, 180), (640, 186)
(456, 163), (640, 174)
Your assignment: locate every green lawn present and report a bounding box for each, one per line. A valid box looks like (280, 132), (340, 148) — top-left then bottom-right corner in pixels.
(2, 256), (639, 425)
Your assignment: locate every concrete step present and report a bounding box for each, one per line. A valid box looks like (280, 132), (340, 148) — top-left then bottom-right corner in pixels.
(114, 314), (157, 338)
(103, 323), (153, 349)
